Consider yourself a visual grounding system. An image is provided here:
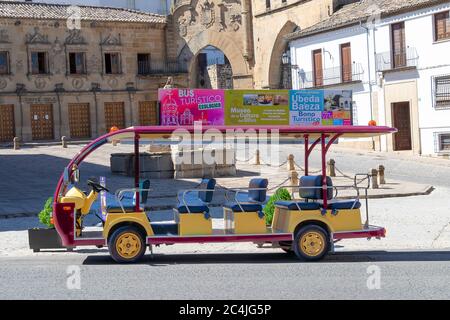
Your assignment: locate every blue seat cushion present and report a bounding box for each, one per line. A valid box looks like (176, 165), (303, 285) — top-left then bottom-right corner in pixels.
(275, 201), (321, 211)
(224, 202), (263, 212)
(327, 200), (361, 210)
(176, 204), (210, 214)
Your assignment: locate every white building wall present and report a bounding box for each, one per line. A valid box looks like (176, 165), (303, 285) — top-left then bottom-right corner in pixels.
(289, 24), (377, 127)
(374, 2), (450, 155)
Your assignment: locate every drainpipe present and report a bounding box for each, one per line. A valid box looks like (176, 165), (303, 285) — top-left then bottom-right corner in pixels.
(92, 85), (99, 136)
(361, 21), (375, 150)
(16, 84), (25, 139)
(241, 0), (252, 62)
(55, 85), (64, 139)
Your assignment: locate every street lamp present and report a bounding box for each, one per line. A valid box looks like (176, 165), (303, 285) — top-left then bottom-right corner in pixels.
(281, 50), (290, 65)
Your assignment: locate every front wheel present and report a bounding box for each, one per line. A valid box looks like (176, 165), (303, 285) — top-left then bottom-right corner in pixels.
(293, 225), (330, 262)
(108, 226), (146, 263)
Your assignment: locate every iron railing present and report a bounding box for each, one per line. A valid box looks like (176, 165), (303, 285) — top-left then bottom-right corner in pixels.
(435, 76), (450, 109)
(297, 63), (364, 89)
(375, 47), (419, 72)
(138, 60), (188, 75)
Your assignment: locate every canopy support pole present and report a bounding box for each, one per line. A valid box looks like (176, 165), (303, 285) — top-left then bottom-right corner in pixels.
(134, 134), (140, 212)
(304, 134), (321, 176)
(321, 133), (342, 208)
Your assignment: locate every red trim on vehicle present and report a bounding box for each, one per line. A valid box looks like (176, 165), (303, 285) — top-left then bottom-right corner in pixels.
(73, 239), (106, 246)
(147, 233), (293, 245)
(333, 227), (386, 240)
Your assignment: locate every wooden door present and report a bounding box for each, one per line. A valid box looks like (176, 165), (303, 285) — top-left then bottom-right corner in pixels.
(392, 102), (412, 151)
(312, 49), (323, 87)
(340, 43), (352, 82)
(104, 102), (125, 132)
(68, 103), (91, 139)
(30, 104), (54, 140)
(139, 101), (158, 126)
(0, 105), (15, 142)
(391, 22), (406, 68)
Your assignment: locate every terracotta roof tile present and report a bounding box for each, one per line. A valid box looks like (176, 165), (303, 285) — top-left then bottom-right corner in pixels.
(0, 1), (166, 24)
(286, 0), (449, 40)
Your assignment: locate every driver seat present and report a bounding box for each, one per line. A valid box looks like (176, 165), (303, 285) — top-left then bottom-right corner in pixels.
(104, 180), (151, 217)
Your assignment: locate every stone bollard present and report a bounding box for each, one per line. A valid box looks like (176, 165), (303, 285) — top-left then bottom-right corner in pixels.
(289, 170), (299, 187)
(61, 136), (67, 148)
(327, 159), (336, 177)
(371, 169), (379, 189)
(255, 149), (261, 165)
(287, 154), (295, 171)
(13, 137), (20, 150)
(378, 165), (386, 185)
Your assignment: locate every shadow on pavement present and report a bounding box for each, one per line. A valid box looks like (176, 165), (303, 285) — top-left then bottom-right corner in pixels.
(81, 250), (450, 266)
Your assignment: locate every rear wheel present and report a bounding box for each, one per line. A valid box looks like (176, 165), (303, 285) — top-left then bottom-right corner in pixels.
(108, 226), (146, 263)
(293, 225), (329, 262)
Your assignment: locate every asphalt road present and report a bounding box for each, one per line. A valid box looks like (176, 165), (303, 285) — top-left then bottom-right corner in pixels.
(1, 250), (449, 299)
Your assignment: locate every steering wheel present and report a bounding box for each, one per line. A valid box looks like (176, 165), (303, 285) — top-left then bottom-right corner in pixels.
(87, 179), (110, 193)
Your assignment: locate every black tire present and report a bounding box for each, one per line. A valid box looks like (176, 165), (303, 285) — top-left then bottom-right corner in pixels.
(108, 226), (146, 263)
(293, 225), (330, 262)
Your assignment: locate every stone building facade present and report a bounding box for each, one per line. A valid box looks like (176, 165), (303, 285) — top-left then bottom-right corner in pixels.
(0, 2), (188, 143)
(0, 0), (354, 143)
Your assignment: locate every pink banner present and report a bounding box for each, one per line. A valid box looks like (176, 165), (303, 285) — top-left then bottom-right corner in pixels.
(159, 89), (225, 126)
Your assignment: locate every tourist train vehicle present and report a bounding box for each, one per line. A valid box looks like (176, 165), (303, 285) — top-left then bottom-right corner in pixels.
(53, 125), (396, 263)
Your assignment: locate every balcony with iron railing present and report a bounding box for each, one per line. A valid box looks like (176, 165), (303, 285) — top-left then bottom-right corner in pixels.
(376, 47), (419, 72)
(138, 60), (188, 76)
(297, 63), (364, 89)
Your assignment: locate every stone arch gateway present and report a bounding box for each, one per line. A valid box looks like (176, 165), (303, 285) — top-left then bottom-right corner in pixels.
(168, 0), (254, 89)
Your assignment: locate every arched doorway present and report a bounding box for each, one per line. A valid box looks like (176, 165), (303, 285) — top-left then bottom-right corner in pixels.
(192, 46), (234, 89)
(177, 30), (250, 89)
(268, 21), (299, 89)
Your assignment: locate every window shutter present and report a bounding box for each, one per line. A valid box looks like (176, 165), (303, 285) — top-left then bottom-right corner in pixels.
(435, 11), (450, 41)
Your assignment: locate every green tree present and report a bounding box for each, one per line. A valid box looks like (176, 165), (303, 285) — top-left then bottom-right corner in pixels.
(38, 197), (54, 228)
(263, 188), (292, 225)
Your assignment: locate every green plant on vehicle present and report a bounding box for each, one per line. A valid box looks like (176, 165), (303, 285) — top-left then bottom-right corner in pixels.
(263, 188), (292, 225)
(39, 197), (54, 228)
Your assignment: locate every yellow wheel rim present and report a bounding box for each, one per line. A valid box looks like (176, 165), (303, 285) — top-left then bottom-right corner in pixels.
(299, 231), (326, 257)
(115, 232), (142, 259)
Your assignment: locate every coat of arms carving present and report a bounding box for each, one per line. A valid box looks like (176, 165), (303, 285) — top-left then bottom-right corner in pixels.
(26, 27), (50, 44)
(65, 29), (87, 45)
(230, 14), (241, 31)
(200, 0), (215, 29)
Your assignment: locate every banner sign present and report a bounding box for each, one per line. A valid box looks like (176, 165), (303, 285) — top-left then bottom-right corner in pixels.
(225, 90), (290, 125)
(158, 89), (353, 127)
(290, 90), (353, 126)
(159, 89), (225, 126)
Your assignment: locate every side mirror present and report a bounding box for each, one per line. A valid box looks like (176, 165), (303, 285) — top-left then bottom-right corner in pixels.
(63, 167), (70, 185)
(72, 167), (80, 183)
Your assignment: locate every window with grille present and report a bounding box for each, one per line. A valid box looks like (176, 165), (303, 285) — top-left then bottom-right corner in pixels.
(104, 52), (121, 74)
(69, 52), (86, 74)
(434, 11), (450, 41)
(31, 51), (49, 74)
(437, 133), (450, 152)
(137, 53), (151, 75)
(0, 51), (9, 74)
(434, 75), (450, 109)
